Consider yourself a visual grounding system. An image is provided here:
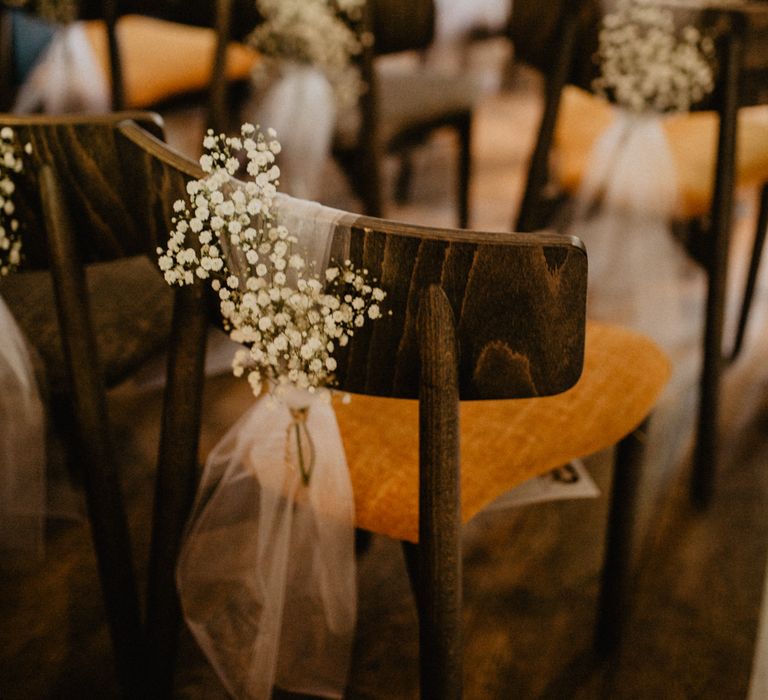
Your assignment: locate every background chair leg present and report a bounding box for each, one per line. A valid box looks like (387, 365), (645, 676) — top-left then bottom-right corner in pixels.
(401, 540), (423, 613)
(729, 182), (768, 363)
(690, 23), (743, 509)
(595, 420), (648, 656)
(394, 152), (415, 205)
(456, 112), (471, 229)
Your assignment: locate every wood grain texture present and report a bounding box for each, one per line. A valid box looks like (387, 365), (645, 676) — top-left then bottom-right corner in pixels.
(332, 223), (586, 399)
(5, 113), (166, 268)
(3, 114), (587, 402)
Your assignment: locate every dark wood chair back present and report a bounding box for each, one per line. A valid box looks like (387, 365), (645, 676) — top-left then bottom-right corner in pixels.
(115, 116), (588, 402)
(2, 112), (587, 694)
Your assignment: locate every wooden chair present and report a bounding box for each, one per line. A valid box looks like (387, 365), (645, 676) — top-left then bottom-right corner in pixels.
(92, 0), (260, 134)
(0, 112), (196, 698)
(134, 0), (479, 222)
(331, 0), (482, 227)
(513, 0), (768, 507)
(204, 0), (480, 224)
(1, 114), (669, 695)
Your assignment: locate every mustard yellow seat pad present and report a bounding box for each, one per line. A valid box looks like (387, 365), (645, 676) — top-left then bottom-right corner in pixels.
(555, 86), (768, 219)
(334, 321), (670, 543)
(83, 15), (259, 109)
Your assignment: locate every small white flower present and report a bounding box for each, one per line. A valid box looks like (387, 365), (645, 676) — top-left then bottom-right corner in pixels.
(157, 119), (384, 397)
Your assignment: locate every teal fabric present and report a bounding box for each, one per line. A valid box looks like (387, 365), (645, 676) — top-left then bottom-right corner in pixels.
(10, 10), (57, 84)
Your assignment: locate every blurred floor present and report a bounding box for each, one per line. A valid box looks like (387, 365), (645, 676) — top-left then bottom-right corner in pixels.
(2, 60), (768, 698)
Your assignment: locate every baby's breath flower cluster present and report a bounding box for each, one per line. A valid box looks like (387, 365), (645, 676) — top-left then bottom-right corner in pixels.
(0, 127), (31, 277)
(248, 0), (368, 111)
(157, 123), (385, 396)
(593, 0), (715, 113)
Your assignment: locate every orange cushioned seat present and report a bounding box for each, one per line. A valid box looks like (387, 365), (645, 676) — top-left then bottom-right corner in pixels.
(555, 86), (768, 219)
(83, 15), (259, 109)
(334, 320), (670, 543)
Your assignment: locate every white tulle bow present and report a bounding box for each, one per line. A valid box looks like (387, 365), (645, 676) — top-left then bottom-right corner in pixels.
(177, 389), (356, 699)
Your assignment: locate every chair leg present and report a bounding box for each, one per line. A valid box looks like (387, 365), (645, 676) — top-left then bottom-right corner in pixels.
(690, 25), (744, 509)
(359, 162), (384, 219)
(456, 112), (472, 230)
(515, 5), (581, 233)
(39, 165), (147, 696)
(418, 285), (462, 699)
(595, 420), (648, 655)
(145, 285), (209, 699)
(729, 182), (768, 363)
(103, 0), (124, 110)
(394, 151), (415, 205)
(208, 0), (233, 134)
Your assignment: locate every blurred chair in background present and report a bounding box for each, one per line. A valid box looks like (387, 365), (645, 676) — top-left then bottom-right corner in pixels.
(333, 0), (487, 227)
(0, 112), (180, 697)
(513, 0), (768, 507)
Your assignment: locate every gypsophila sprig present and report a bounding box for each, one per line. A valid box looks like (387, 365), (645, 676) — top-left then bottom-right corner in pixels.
(593, 0), (715, 113)
(248, 0), (368, 111)
(157, 123), (385, 396)
(0, 127), (32, 277)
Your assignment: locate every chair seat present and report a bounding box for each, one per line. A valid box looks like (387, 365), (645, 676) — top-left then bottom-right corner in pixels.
(334, 320), (670, 542)
(335, 65), (487, 150)
(555, 86), (768, 219)
(0, 256), (173, 396)
(83, 15), (260, 109)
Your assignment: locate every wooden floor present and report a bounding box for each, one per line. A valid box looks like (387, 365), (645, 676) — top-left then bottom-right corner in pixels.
(2, 59), (768, 698)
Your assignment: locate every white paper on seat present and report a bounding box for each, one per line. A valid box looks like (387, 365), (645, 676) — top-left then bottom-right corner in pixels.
(177, 194), (358, 699)
(486, 459), (599, 511)
(0, 295), (46, 559)
(13, 22), (110, 115)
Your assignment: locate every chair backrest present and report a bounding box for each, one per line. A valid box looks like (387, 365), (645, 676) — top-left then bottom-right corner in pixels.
(370, 0), (435, 56)
(509, 0), (599, 88)
(4, 113), (587, 402)
(4, 112), (169, 269)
